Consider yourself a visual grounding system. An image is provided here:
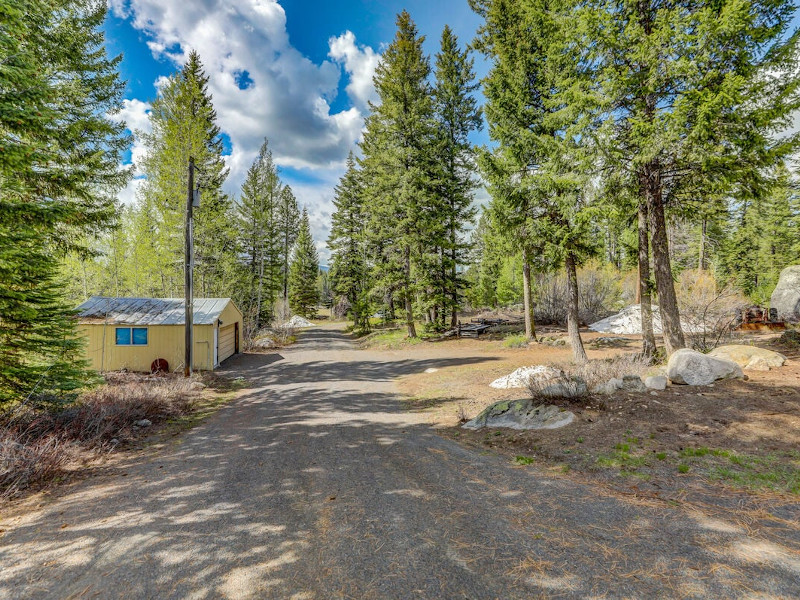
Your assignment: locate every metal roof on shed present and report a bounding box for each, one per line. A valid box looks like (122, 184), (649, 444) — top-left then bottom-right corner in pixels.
(76, 297), (233, 326)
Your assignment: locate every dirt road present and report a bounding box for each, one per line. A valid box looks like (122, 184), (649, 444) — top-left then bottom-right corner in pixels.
(2, 326), (798, 599)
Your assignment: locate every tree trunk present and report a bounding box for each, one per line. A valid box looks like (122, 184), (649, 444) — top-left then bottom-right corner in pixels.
(522, 248), (536, 341)
(450, 229), (458, 329)
(565, 251), (588, 363)
(638, 200), (657, 357)
(643, 161), (685, 354)
(404, 246), (416, 338)
(699, 217), (707, 270)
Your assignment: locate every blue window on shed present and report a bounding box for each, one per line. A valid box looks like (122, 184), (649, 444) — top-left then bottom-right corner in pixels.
(132, 328), (148, 345)
(115, 327), (147, 345)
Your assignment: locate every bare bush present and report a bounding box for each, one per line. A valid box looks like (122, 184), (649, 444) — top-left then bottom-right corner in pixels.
(676, 269), (749, 351)
(534, 262), (626, 325)
(1, 374), (197, 500)
(567, 354), (652, 390)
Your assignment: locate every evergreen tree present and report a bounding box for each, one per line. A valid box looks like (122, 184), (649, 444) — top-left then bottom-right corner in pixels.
(329, 152), (369, 328)
(1, 0), (128, 404)
(289, 209), (321, 318)
(237, 139), (282, 332)
(278, 185), (301, 304)
(570, 0), (800, 354)
(360, 11), (437, 338)
(139, 50), (234, 297)
(472, 0), (593, 360)
(432, 26), (482, 328)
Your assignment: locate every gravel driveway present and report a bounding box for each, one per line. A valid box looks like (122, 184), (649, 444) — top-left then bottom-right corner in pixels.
(1, 326), (799, 599)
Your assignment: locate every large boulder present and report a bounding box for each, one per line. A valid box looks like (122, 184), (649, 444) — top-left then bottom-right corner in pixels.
(709, 345), (786, 371)
(463, 399), (574, 430)
(771, 266), (800, 322)
(667, 349), (744, 386)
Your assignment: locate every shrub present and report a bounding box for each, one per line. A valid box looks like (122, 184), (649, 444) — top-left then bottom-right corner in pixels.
(502, 334), (529, 348)
(676, 269), (749, 351)
(1, 374), (197, 500)
(534, 261), (627, 325)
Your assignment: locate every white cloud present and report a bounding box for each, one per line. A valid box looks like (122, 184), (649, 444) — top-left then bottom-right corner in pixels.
(109, 99), (152, 177)
(328, 31), (380, 111)
(109, 0), (384, 254)
(111, 0), (376, 203)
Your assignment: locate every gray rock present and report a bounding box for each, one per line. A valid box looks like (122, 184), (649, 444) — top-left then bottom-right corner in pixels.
(645, 375), (668, 390)
(591, 377), (624, 395)
(771, 265), (800, 321)
(709, 345), (786, 371)
(134, 419), (152, 428)
(666, 349), (743, 386)
(463, 399), (574, 430)
(621, 375), (647, 392)
(190, 381), (207, 390)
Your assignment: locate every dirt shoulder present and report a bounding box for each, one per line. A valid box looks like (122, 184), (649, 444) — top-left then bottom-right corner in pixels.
(394, 329), (800, 508)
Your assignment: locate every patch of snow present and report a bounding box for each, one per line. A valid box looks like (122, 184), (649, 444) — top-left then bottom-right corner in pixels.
(279, 316), (315, 328)
(589, 305), (702, 335)
(489, 365), (563, 389)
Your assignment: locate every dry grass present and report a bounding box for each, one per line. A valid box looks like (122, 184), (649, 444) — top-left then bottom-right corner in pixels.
(0, 373), (199, 500)
(566, 354), (653, 389)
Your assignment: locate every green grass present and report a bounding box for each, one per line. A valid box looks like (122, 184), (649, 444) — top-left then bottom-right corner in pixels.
(655, 452), (667, 461)
(502, 333), (529, 349)
(671, 447), (800, 494)
(515, 455), (535, 465)
(358, 325), (434, 349)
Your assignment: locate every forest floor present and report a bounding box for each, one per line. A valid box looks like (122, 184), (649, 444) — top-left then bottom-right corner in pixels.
(393, 326), (800, 502)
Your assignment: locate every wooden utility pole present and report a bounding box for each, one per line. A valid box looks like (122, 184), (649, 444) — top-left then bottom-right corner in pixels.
(184, 158), (195, 377)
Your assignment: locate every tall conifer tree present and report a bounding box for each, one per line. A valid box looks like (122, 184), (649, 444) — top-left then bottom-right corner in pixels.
(360, 11), (437, 338)
(288, 209), (321, 318)
(329, 152), (369, 328)
(432, 26), (482, 328)
(139, 50), (233, 297)
(0, 0), (128, 404)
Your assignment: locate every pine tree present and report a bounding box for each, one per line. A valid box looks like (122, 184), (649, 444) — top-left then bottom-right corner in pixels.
(360, 11), (437, 338)
(139, 50), (233, 297)
(278, 185), (301, 305)
(288, 209), (321, 318)
(329, 152), (369, 328)
(432, 26), (482, 328)
(0, 0), (128, 405)
(570, 0), (800, 354)
(237, 139), (283, 332)
(472, 0), (593, 360)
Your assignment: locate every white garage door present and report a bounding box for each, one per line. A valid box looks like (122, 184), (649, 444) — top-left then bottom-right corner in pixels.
(218, 325), (236, 363)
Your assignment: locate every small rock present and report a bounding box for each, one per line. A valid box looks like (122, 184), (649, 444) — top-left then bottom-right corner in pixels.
(424, 368), (439, 374)
(592, 377), (624, 395)
(110, 438), (119, 445)
(134, 419), (152, 428)
(645, 375), (668, 391)
(190, 381), (206, 390)
(621, 375), (647, 392)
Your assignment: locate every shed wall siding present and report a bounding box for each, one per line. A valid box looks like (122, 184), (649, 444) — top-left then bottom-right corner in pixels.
(78, 324), (215, 372)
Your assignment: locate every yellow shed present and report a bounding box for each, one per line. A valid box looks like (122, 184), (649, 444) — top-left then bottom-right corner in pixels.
(76, 297), (243, 373)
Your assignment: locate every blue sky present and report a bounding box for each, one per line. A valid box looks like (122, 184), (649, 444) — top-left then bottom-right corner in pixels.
(104, 0), (489, 263)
